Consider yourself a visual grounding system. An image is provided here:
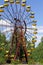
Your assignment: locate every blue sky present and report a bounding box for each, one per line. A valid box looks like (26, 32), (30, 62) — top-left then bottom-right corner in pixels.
(0, 0), (43, 47)
(28, 0), (43, 26)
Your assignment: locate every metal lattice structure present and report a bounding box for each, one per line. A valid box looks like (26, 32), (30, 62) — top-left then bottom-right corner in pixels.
(0, 0), (37, 63)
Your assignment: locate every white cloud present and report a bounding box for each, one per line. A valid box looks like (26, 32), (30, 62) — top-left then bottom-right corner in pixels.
(35, 34), (43, 47)
(38, 30), (43, 33)
(2, 28), (14, 33)
(0, 19), (14, 26)
(0, 19), (10, 25)
(37, 26), (43, 33)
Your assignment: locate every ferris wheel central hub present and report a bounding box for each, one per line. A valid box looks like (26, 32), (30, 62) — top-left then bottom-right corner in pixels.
(14, 18), (21, 22)
(14, 18), (17, 20)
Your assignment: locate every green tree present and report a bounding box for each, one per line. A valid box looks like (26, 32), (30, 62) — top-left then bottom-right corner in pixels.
(31, 37), (43, 63)
(0, 33), (6, 63)
(0, 33), (6, 43)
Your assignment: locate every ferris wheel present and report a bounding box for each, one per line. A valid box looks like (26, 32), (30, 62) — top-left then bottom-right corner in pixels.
(0, 0), (37, 63)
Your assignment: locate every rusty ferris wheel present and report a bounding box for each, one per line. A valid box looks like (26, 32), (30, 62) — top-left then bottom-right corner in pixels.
(0, 0), (37, 63)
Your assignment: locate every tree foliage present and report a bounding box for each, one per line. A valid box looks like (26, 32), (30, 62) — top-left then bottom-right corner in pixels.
(0, 33), (6, 43)
(31, 37), (43, 63)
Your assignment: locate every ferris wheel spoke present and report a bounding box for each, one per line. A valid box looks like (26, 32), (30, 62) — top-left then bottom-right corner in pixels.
(6, 32), (11, 39)
(26, 21), (33, 25)
(4, 7), (16, 24)
(26, 33), (32, 37)
(27, 30), (33, 34)
(2, 18), (13, 25)
(18, 0), (21, 19)
(22, 7), (26, 16)
(5, 7), (13, 19)
(25, 18), (30, 24)
(20, 12), (30, 21)
(24, 13), (30, 20)
(27, 31), (34, 36)
(15, 1), (18, 19)
(25, 33), (32, 39)
(16, 5), (18, 18)
(10, 4), (16, 17)
(20, 0), (27, 20)
(1, 29), (13, 34)
(26, 37), (31, 41)
(0, 24), (14, 27)
(26, 27), (34, 30)
(20, 7), (26, 20)
(22, 27), (33, 30)
(25, 18), (34, 26)
(2, 14), (14, 24)
(3, 12), (11, 20)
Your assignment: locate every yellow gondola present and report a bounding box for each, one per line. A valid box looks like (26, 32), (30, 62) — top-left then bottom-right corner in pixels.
(32, 36), (37, 39)
(9, 0), (14, 3)
(10, 55), (14, 58)
(33, 32), (37, 34)
(30, 12), (35, 15)
(6, 50), (9, 53)
(4, 0), (9, 2)
(30, 15), (34, 18)
(26, 6), (31, 8)
(32, 20), (37, 23)
(21, 3), (26, 7)
(26, 6), (31, 12)
(31, 47), (34, 50)
(22, 0), (26, 6)
(34, 28), (37, 31)
(32, 40), (37, 42)
(16, 0), (20, 4)
(0, 48), (3, 50)
(4, 4), (9, 7)
(26, 9), (30, 12)
(30, 44), (34, 46)
(5, 55), (8, 58)
(22, 0), (26, 3)
(32, 24), (36, 26)
(0, 9), (4, 12)
(0, 5), (4, 8)
(27, 50), (31, 53)
(28, 53), (31, 56)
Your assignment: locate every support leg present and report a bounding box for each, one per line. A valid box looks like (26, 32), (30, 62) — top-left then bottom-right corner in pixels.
(14, 42), (20, 60)
(23, 46), (28, 63)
